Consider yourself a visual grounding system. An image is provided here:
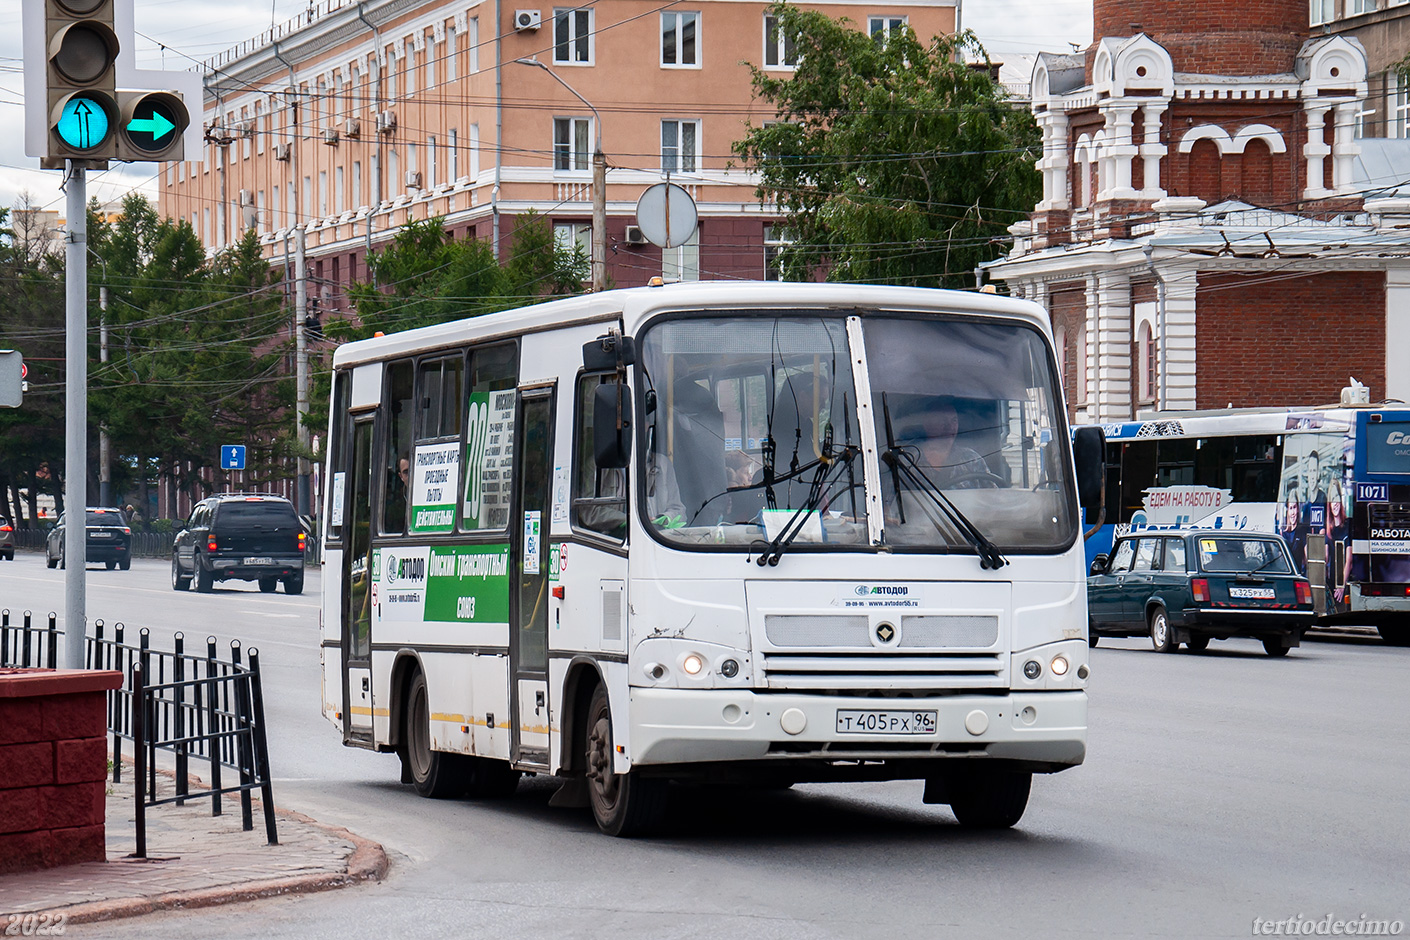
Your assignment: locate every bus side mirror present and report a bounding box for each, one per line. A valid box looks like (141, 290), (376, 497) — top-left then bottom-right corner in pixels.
(582, 333), (636, 372)
(593, 383), (633, 469)
(1072, 426), (1106, 518)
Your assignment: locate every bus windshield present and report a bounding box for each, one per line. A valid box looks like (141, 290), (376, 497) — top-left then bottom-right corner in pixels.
(867, 316), (1074, 552)
(638, 311), (1075, 553)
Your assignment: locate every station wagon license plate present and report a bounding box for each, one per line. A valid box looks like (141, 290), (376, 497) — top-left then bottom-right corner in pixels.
(90, 531), (111, 538)
(1229, 586), (1275, 599)
(244, 556), (274, 566)
(836, 710), (937, 735)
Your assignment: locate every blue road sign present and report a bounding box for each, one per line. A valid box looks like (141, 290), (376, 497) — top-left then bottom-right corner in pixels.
(56, 95), (110, 151)
(221, 444), (246, 470)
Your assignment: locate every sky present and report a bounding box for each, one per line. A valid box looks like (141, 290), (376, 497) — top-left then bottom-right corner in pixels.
(0, 0), (1094, 220)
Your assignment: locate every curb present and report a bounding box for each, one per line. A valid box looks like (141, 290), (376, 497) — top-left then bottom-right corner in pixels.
(35, 762), (388, 925)
(54, 806), (388, 925)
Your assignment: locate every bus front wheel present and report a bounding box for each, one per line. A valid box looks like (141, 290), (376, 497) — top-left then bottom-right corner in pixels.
(945, 767), (1032, 829)
(404, 671), (468, 799)
(584, 684), (667, 837)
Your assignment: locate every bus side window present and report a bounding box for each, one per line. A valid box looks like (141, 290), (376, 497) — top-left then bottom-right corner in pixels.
(381, 360), (414, 536)
(572, 373), (628, 539)
(461, 342), (518, 533)
(327, 371), (351, 543)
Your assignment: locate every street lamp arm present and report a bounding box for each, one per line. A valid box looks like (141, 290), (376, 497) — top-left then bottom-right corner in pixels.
(513, 57), (602, 151)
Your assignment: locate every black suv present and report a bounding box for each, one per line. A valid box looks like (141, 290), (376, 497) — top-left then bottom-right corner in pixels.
(46, 507), (132, 570)
(172, 494), (305, 594)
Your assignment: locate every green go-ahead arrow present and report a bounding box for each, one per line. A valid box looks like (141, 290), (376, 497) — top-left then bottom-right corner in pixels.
(128, 112), (175, 141)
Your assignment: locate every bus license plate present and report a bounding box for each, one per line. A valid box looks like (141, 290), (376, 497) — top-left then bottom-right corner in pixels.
(1229, 586), (1275, 599)
(836, 710), (937, 735)
(244, 556), (274, 566)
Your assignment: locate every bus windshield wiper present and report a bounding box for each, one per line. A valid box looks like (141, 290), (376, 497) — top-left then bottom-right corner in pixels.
(756, 426), (857, 566)
(877, 411), (1006, 569)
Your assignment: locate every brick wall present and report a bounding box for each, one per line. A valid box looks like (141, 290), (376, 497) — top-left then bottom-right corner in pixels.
(1093, 0), (1308, 74)
(0, 669), (122, 874)
(1049, 285), (1088, 416)
(1196, 271), (1386, 408)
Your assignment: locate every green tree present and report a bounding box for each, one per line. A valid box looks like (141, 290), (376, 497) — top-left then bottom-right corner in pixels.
(90, 197), (294, 515)
(335, 210), (588, 343)
(0, 203), (66, 525)
(734, 6), (1040, 288)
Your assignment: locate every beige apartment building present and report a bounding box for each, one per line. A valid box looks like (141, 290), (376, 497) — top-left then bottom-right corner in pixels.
(160, 0), (957, 307)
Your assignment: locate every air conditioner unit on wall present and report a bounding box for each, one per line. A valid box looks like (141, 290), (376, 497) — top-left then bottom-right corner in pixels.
(273, 142), (292, 161)
(405, 170), (423, 188)
(238, 189), (253, 206)
(322, 127), (340, 145)
(377, 110), (397, 134)
(624, 224), (646, 245)
(343, 118), (361, 138)
(514, 9), (541, 30)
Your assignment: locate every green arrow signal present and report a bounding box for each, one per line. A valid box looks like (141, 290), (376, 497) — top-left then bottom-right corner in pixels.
(128, 112), (175, 141)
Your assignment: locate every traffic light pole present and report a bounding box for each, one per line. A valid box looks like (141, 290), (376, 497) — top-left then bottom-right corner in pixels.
(64, 161), (87, 670)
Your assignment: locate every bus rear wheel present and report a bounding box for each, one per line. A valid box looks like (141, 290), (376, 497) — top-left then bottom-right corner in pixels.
(404, 671), (468, 799)
(584, 684), (666, 837)
(945, 767), (1032, 829)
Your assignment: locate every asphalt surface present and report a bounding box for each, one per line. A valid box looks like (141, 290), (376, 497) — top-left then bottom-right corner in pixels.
(2, 551), (1407, 939)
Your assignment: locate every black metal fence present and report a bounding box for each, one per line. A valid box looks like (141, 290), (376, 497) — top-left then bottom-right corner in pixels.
(0, 611), (278, 858)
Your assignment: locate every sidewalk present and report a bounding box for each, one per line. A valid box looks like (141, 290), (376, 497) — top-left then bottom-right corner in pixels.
(0, 762), (386, 924)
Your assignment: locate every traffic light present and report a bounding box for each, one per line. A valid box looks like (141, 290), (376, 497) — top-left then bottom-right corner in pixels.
(43, 0), (120, 166)
(115, 90), (187, 162)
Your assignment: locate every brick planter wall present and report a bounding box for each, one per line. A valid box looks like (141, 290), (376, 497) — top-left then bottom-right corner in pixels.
(0, 668), (123, 874)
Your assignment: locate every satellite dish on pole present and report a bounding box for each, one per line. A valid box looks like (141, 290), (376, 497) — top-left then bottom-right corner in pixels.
(635, 182), (697, 248)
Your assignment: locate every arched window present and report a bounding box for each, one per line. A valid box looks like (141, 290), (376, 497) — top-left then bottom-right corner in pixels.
(1137, 321), (1156, 403)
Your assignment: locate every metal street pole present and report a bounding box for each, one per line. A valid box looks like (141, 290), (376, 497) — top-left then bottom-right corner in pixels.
(64, 162), (87, 670)
(99, 284), (110, 507)
(295, 224), (310, 516)
(513, 58), (605, 290)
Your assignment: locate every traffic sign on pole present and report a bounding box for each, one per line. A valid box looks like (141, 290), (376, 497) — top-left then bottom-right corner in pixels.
(0, 350), (23, 408)
(221, 445), (247, 471)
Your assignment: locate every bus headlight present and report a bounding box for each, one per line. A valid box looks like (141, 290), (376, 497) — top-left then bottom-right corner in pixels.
(1050, 655), (1069, 677)
(682, 653), (705, 676)
(1023, 660), (1042, 680)
(719, 658), (740, 679)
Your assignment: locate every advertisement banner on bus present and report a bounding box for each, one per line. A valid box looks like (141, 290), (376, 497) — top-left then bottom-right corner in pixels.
(374, 544), (511, 624)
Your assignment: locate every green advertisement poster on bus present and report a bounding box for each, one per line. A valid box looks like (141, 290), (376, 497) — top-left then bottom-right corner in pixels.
(374, 543), (511, 625)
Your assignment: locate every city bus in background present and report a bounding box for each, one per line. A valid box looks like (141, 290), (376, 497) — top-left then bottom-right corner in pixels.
(1083, 395), (1410, 645)
(319, 282), (1104, 836)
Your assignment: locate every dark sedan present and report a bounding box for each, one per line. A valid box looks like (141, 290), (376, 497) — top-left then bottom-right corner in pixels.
(0, 517), (13, 561)
(45, 507), (133, 570)
(1088, 529), (1313, 657)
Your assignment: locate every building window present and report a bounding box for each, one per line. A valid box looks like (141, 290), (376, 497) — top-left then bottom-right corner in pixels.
(661, 119), (699, 174)
(763, 224), (792, 280)
(554, 8), (593, 64)
(471, 123), (480, 178)
(1394, 73), (1410, 138)
(868, 15), (906, 41)
(429, 135), (437, 188)
(1351, 0), (1376, 13)
(554, 117), (591, 171)
(352, 162), (362, 209)
(662, 229), (700, 282)
(661, 12), (698, 67)
(1137, 321), (1155, 403)
(554, 221), (591, 257)
(335, 166), (345, 213)
(449, 129), (458, 179)
(447, 24), (457, 81)
(319, 170), (328, 217)
(1356, 96), (1375, 138)
(1310, 0), (1335, 25)
(406, 43), (417, 95)
(470, 17), (479, 72)
(425, 33), (436, 88)
(386, 48), (397, 99)
(764, 14), (797, 69)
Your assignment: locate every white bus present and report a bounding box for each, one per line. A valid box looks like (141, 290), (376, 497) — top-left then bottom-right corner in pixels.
(320, 282), (1103, 835)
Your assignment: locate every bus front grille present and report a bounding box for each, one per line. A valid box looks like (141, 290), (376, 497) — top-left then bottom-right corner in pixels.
(764, 614), (1000, 650)
(759, 652), (1006, 690)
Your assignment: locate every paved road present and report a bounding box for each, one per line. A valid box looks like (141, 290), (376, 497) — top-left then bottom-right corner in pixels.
(2, 552), (1408, 939)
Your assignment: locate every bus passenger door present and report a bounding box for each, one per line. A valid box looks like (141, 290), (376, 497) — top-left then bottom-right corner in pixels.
(510, 388), (554, 765)
(342, 416), (376, 746)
